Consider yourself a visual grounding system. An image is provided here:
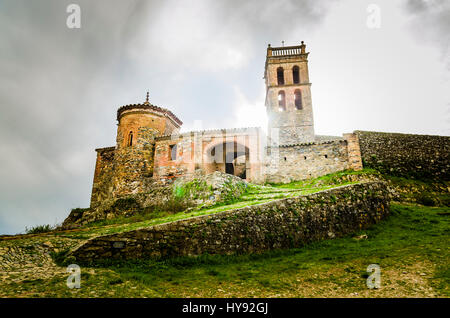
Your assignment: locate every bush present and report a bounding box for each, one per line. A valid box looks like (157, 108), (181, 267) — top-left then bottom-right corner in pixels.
(70, 207), (89, 216)
(415, 192), (436, 206)
(61, 207), (90, 228)
(112, 197), (140, 211)
(173, 179), (210, 200)
(25, 224), (55, 234)
(441, 195), (450, 207)
(50, 249), (70, 266)
(144, 197), (193, 215)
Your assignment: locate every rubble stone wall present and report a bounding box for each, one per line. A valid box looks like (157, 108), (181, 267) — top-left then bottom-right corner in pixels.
(71, 181), (389, 262)
(355, 131), (450, 180)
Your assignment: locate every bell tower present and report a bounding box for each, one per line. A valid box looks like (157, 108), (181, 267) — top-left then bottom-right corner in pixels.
(264, 41), (314, 145)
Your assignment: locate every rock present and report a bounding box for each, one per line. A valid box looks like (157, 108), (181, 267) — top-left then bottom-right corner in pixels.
(61, 208), (89, 230)
(354, 234), (368, 240)
(42, 241), (53, 248)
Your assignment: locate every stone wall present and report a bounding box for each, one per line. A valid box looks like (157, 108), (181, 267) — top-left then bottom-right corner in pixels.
(355, 131), (450, 180)
(111, 126), (158, 197)
(264, 139), (352, 183)
(69, 181), (389, 263)
(90, 147), (115, 209)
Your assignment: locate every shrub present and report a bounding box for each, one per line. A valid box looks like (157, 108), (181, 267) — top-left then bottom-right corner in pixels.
(415, 192), (436, 206)
(49, 249), (70, 266)
(144, 197), (193, 215)
(25, 224), (55, 234)
(112, 197), (140, 211)
(70, 207), (89, 216)
(441, 195), (450, 207)
(173, 179), (209, 200)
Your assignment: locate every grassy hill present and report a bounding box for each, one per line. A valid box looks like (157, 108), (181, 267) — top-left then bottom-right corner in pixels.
(0, 169), (448, 298)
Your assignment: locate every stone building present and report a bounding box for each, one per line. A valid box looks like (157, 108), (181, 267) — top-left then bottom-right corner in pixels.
(90, 42), (363, 208)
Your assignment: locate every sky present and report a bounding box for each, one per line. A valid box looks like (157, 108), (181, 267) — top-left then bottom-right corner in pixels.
(0, 0), (448, 234)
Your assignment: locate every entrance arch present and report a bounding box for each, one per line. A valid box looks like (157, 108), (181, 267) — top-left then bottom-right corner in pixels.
(205, 141), (249, 179)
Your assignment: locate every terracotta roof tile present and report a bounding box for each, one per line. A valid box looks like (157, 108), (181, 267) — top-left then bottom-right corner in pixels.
(117, 103), (183, 126)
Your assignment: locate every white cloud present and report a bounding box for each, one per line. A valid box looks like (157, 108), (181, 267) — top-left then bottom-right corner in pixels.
(308, 0), (449, 136)
(231, 85), (267, 132)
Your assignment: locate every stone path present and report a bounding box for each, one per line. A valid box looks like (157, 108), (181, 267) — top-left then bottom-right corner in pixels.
(0, 235), (81, 285)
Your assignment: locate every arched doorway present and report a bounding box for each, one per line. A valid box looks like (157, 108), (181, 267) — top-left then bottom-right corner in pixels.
(225, 162), (234, 175)
(206, 141), (249, 179)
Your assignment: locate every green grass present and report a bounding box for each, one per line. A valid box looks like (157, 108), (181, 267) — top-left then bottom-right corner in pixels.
(55, 174), (362, 239)
(383, 174), (450, 207)
(26, 168), (447, 243)
(2, 166), (449, 298)
(266, 168), (379, 189)
(4, 169), (448, 298)
(6, 203), (448, 298)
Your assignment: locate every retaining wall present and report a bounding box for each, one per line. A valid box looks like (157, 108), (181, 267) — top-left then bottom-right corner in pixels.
(70, 181), (389, 263)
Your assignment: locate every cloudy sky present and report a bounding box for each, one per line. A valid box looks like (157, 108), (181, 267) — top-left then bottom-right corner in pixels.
(0, 0), (448, 234)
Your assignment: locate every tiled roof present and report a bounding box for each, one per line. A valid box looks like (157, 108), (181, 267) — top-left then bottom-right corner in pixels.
(117, 103), (183, 126)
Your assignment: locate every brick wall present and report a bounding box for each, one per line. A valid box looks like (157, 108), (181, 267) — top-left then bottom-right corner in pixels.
(153, 137), (195, 182)
(343, 133), (363, 171)
(153, 128), (262, 183)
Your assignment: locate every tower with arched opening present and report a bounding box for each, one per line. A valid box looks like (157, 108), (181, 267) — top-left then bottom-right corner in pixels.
(264, 41), (314, 145)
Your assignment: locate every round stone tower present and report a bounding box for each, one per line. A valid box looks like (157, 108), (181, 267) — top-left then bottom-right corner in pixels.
(116, 92), (182, 150)
(112, 92), (182, 197)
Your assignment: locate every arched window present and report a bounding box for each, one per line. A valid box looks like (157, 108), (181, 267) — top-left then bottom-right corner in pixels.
(278, 90), (286, 111)
(292, 66), (300, 84)
(294, 89), (302, 110)
(127, 131), (133, 146)
(277, 67), (284, 85)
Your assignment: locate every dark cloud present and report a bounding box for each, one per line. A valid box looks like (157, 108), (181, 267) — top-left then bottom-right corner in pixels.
(0, 0), (331, 234)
